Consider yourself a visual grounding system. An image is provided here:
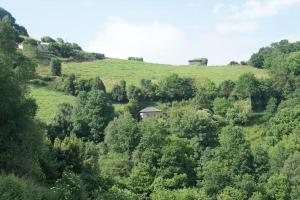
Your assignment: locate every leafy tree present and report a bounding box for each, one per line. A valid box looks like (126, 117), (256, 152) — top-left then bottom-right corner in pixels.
(213, 97), (232, 116)
(72, 90), (115, 142)
(0, 16), (16, 60)
(127, 162), (155, 196)
(0, 174), (57, 200)
(0, 57), (43, 179)
(127, 85), (144, 101)
(0, 7), (28, 36)
(226, 100), (251, 125)
(50, 58), (62, 76)
(234, 73), (260, 108)
(193, 79), (217, 109)
(158, 74), (194, 101)
(111, 80), (128, 103)
(64, 73), (76, 95)
(151, 189), (212, 200)
(132, 118), (167, 166)
(92, 76), (106, 92)
(287, 51), (300, 75)
(140, 79), (158, 101)
(281, 151), (300, 186)
(41, 36), (56, 43)
(48, 103), (74, 141)
(265, 105), (300, 143)
(229, 61), (239, 65)
(97, 186), (139, 200)
(266, 174), (291, 200)
(104, 112), (140, 153)
(249, 53), (264, 68)
(51, 170), (87, 200)
(218, 80), (235, 98)
(168, 106), (221, 149)
(217, 187), (247, 200)
(263, 97), (277, 120)
(153, 136), (196, 189)
(100, 152), (132, 184)
(201, 126), (254, 195)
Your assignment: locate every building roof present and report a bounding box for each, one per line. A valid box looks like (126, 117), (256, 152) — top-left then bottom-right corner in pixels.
(189, 58), (207, 62)
(139, 107), (161, 113)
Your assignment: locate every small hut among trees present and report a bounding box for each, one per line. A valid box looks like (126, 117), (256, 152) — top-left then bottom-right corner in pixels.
(139, 107), (161, 119)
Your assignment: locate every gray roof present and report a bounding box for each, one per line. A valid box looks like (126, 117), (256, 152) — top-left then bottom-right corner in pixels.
(139, 107), (161, 113)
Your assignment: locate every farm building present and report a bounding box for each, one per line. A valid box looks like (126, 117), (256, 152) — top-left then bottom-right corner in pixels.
(37, 41), (49, 53)
(188, 58), (208, 66)
(139, 107), (161, 119)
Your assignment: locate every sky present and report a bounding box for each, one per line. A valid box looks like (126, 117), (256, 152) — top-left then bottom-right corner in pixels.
(1, 0), (300, 65)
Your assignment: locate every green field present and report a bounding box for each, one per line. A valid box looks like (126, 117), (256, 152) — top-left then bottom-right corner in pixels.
(30, 86), (75, 123)
(33, 58), (269, 123)
(38, 58), (268, 90)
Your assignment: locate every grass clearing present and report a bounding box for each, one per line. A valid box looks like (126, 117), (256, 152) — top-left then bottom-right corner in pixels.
(30, 86), (75, 123)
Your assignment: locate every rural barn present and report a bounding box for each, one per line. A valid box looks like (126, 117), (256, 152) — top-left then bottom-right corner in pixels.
(139, 107), (161, 119)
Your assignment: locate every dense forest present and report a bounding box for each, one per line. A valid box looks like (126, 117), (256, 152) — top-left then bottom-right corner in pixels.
(1, 7), (300, 200)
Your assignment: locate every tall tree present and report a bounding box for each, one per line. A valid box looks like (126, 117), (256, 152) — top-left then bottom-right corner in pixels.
(72, 90), (115, 142)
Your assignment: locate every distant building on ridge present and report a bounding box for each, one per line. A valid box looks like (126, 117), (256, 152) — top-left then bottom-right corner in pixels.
(188, 58), (208, 66)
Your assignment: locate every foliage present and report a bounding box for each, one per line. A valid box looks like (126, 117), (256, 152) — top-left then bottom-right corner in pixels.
(151, 188), (212, 200)
(104, 112), (140, 153)
(50, 58), (62, 76)
(0, 7), (28, 36)
(158, 74), (194, 101)
(213, 97), (232, 116)
(111, 80), (128, 103)
(51, 170), (87, 200)
(226, 100), (251, 125)
(0, 174), (57, 200)
(218, 80), (235, 98)
(72, 90), (115, 142)
(168, 106), (222, 150)
(193, 79), (217, 109)
(48, 103), (74, 141)
(128, 57), (143, 62)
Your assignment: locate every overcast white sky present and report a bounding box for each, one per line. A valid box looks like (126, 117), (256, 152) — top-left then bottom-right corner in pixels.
(1, 0), (300, 65)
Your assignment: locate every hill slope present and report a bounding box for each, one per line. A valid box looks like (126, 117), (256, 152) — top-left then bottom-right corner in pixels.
(38, 58), (268, 90)
(33, 58), (268, 123)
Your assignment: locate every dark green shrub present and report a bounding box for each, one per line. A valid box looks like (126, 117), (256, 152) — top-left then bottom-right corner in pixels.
(50, 58), (62, 76)
(128, 57), (143, 62)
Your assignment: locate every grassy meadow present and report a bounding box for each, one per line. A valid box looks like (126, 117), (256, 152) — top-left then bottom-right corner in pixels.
(62, 58), (268, 90)
(30, 86), (75, 123)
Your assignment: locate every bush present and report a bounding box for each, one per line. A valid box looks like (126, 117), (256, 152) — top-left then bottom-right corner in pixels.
(51, 170), (87, 200)
(213, 97), (232, 116)
(226, 100), (251, 125)
(29, 79), (47, 87)
(229, 61), (239, 65)
(128, 57), (143, 62)
(50, 58), (62, 76)
(0, 174), (57, 200)
(240, 61), (248, 65)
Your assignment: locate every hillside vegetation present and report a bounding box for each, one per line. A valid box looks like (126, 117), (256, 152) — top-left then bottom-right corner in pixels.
(2, 7), (300, 200)
(61, 58), (267, 89)
(32, 58), (268, 122)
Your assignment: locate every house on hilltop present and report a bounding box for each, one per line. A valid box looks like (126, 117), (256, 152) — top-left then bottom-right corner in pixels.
(139, 107), (161, 119)
(188, 58), (208, 66)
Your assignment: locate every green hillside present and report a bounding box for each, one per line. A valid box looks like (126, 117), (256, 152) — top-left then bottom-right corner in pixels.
(38, 58), (268, 90)
(30, 86), (75, 122)
(33, 58), (268, 123)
